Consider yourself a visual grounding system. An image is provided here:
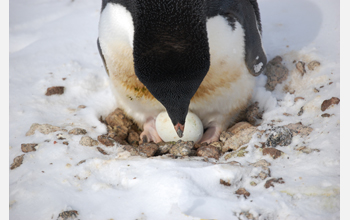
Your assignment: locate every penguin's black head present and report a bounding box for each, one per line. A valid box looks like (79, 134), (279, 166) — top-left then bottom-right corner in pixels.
(132, 0), (210, 137)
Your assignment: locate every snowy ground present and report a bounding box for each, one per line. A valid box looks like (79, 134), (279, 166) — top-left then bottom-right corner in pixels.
(9, 0), (341, 219)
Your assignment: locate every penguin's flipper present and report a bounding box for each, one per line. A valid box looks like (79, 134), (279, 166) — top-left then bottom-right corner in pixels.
(97, 38), (109, 76)
(242, 0), (267, 76)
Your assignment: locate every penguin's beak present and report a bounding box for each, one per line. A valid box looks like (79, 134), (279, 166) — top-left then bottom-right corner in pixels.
(174, 123), (184, 138)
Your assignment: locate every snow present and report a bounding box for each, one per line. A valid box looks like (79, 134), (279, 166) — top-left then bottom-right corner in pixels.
(9, 0), (341, 219)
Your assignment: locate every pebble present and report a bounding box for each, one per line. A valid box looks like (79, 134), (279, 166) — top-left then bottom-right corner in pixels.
(245, 102), (263, 125)
(121, 145), (140, 156)
(45, 86), (64, 96)
(97, 134), (114, 147)
(307, 60), (321, 71)
(263, 56), (289, 91)
(105, 108), (133, 130)
(197, 145), (221, 160)
(26, 123), (66, 136)
(235, 188), (250, 199)
(262, 148), (283, 159)
(250, 159), (271, 169)
(285, 122), (313, 138)
(222, 124), (262, 152)
(265, 126), (293, 147)
(296, 61), (306, 76)
(139, 143), (159, 157)
(97, 147), (109, 155)
(57, 210), (79, 220)
(220, 179), (231, 186)
(79, 136), (98, 147)
(157, 142), (175, 154)
(264, 178), (285, 189)
(321, 97), (340, 111)
(21, 143), (37, 153)
(68, 128), (87, 135)
(169, 140), (194, 157)
(295, 146), (320, 154)
(10, 154), (25, 170)
(127, 130), (140, 147)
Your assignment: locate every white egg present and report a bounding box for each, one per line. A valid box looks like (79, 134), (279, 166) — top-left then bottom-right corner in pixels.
(156, 111), (203, 143)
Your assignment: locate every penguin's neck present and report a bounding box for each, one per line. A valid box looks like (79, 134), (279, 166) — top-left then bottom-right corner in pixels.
(132, 0), (210, 83)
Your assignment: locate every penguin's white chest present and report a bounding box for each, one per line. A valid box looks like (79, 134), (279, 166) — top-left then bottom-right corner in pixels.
(98, 4), (255, 128)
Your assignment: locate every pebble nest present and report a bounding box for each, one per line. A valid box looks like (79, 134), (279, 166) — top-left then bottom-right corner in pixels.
(12, 56), (331, 168)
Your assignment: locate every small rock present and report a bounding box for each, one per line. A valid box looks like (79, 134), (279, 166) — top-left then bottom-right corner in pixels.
(77, 105), (86, 109)
(307, 60), (321, 71)
(258, 171), (269, 180)
(262, 148), (283, 159)
(127, 130), (139, 146)
(139, 143), (159, 157)
(321, 97), (340, 111)
(314, 88), (320, 93)
(264, 178), (285, 189)
(105, 108), (134, 130)
(110, 125), (129, 140)
(265, 126), (293, 147)
(76, 160), (86, 166)
(294, 97), (305, 102)
(197, 145), (221, 160)
(296, 61), (306, 76)
(26, 123), (66, 136)
(209, 141), (223, 151)
(246, 102), (263, 125)
(283, 113), (292, 116)
(295, 146), (320, 154)
(250, 181), (257, 186)
(62, 141), (69, 145)
(57, 210), (79, 220)
(45, 86), (64, 96)
(10, 154), (25, 170)
(235, 188), (250, 199)
(97, 147), (109, 155)
(250, 159), (271, 168)
(97, 134), (114, 147)
(219, 131), (234, 142)
(68, 128), (87, 135)
(297, 106), (304, 116)
(239, 211), (257, 220)
(193, 142), (208, 149)
(321, 113), (331, 117)
(222, 125), (262, 152)
(121, 145), (140, 156)
(285, 122), (313, 138)
(264, 56), (289, 91)
(169, 140), (194, 157)
(21, 143), (37, 153)
(108, 133), (128, 145)
(224, 146), (248, 160)
(79, 136), (98, 147)
(227, 122), (253, 134)
(220, 179), (231, 186)
(56, 133), (66, 140)
(157, 142), (175, 154)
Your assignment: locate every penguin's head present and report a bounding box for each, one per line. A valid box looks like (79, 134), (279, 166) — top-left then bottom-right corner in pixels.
(132, 0), (210, 137)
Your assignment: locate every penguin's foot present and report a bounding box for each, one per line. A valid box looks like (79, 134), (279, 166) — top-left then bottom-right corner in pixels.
(199, 126), (222, 144)
(140, 118), (163, 143)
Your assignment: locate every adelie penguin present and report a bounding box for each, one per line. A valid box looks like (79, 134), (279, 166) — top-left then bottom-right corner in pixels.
(97, 0), (267, 143)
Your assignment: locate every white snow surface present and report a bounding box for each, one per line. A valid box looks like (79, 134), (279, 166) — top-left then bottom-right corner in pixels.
(9, 0), (340, 219)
